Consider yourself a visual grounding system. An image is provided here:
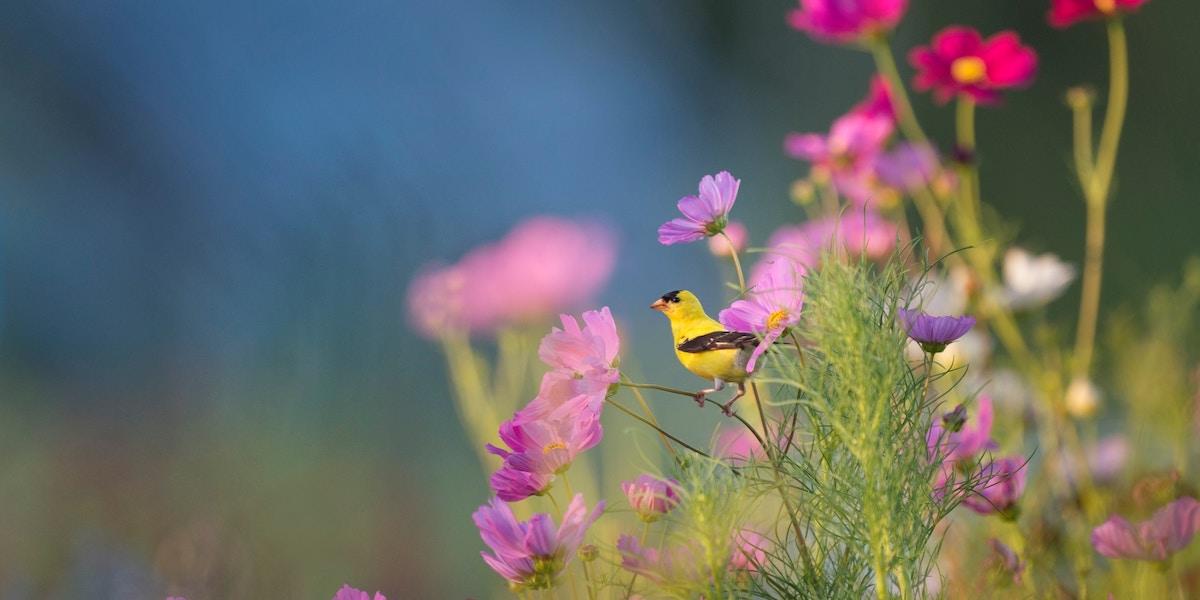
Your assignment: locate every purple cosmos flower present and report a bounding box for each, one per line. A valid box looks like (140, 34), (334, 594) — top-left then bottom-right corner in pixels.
(720, 262), (805, 372)
(730, 529), (770, 573)
(486, 412), (603, 476)
(787, 0), (908, 44)
(332, 585), (386, 600)
(658, 171), (740, 245)
(474, 494), (605, 590)
(622, 474), (681, 522)
(962, 456), (1027, 517)
(785, 114), (893, 206)
(927, 395), (997, 463)
(897, 308), (976, 354)
(490, 466), (554, 503)
(1092, 497), (1200, 562)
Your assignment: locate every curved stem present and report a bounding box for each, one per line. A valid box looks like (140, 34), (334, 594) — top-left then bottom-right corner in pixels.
(722, 231), (748, 293)
(619, 381), (699, 398)
(605, 397), (711, 459)
(867, 37), (930, 144)
(620, 374), (679, 459)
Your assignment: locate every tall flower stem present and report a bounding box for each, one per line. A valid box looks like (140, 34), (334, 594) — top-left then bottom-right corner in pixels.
(1073, 18), (1129, 377)
(722, 231), (748, 293)
(867, 37), (930, 144)
(605, 396), (710, 459)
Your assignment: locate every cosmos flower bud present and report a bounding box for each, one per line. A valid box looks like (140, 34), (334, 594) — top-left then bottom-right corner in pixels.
(1065, 86), (1095, 110)
(942, 404), (968, 433)
(578, 544), (599, 562)
(621, 474), (681, 522)
(1065, 376), (1101, 419)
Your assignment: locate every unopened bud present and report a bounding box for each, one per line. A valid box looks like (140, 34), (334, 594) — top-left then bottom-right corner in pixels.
(1065, 86), (1095, 111)
(942, 404), (968, 433)
(1065, 376), (1101, 419)
(579, 544), (598, 562)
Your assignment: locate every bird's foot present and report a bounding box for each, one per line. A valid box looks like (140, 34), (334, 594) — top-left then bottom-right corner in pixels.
(721, 387), (746, 416)
(693, 392), (707, 408)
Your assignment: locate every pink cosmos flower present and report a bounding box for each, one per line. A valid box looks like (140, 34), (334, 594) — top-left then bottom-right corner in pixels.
(474, 494), (605, 590)
(897, 308), (976, 354)
(708, 221), (748, 257)
(1049, 0), (1150, 28)
(850, 75), (896, 122)
(714, 427), (769, 465)
(658, 171), (740, 245)
(962, 456), (1027, 516)
(786, 114), (893, 206)
(490, 466), (554, 503)
(617, 535), (708, 586)
(486, 412), (603, 476)
(622, 474), (681, 522)
(873, 143), (943, 192)
(720, 263), (805, 371)
(407, 217), (615, 338)
(1092, 497), (1200, 561)
(752, 212), (898, 284)
(787, 0), (908, 44)
(332, 585), (386, 600)
(522, 307), (620, 420)
(909, 27), (1038, 105)
(730, 529), (770, 572)
(927, 396), (997, 463)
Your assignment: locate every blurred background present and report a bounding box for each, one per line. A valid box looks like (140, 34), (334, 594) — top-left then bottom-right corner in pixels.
(0, 0), (1195, 597)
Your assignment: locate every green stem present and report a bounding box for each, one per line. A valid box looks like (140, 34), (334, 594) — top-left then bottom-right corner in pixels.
(619, 381), (699, 398)
(722, 231), (747, 294)
(867, 37), (930, 144)
(605, 397), (711, 459)
(620, 374), (679, 459)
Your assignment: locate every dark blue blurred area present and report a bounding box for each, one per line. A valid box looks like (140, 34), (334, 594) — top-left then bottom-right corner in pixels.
(0, 0), (1195, 597)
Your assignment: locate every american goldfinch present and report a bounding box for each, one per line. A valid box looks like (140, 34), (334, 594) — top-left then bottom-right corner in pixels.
(650, 289), (756, 414)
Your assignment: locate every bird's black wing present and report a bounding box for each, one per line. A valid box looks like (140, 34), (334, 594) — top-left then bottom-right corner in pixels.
(676, 331), (758, 353)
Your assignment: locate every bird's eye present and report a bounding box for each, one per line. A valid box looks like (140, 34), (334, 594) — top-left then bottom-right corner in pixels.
(671, 297), (681, 303)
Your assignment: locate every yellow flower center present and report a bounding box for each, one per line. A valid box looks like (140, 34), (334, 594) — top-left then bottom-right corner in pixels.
(1094, 0), (1116, 13)
(950, 56), (987, 85)
(766, 309), (791, 331)
(543, 441), (567, 454)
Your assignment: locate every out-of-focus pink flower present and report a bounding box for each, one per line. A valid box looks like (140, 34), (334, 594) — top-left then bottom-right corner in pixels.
(787, 0), (908, 44)
(909, 27), (1038, 105)
(1049, 0), (1149, 28)
(786, 114), (893, 206)
(490, 466), (554, 503)
(720, 265), (805, 372)
(332, 585), (386, 600)
(714, 427), (768, 465)
(927, 396), (997, 463)
(1092, 497), (1200, 561)
(730, 529), (770, 572)
(708, 221), (748, 257)
(622, 474), (681, 522)
(850, 75), (896, 122)
(407, 217), (616, 338)
(897, 308), (976, 354)
(962, 456), (1027, 516)
(752, 212), (898, 283)
(1059, 434), (1129, 488)
(658, 171), (740, 245)
(486, 412), (603, 476)
(873, 143), (943, 192)
(617, 535), (708, 586)
(475, 494), (605, 590)
(987, 539), (1025, 584)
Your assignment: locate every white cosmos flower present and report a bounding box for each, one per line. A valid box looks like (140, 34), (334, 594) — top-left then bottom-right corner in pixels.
(1002, 248), (1076, 309)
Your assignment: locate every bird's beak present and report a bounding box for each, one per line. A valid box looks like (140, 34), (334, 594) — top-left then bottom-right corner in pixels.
(650, 298), (668, 311)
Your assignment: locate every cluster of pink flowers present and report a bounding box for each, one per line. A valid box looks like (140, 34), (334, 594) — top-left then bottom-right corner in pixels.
(1092, 497), (1200, 562)
(928, 396), (1028, 517)
(617, 527), (770, 584)
(407, 217), (616, 338)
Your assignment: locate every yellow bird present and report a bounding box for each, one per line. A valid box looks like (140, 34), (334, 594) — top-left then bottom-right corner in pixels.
(650, 289), (757, 414)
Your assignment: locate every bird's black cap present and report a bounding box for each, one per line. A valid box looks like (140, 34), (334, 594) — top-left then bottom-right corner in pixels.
(660, 290), (682, 303)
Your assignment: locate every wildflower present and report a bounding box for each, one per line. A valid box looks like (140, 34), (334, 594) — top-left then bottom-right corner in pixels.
(617, 535), (708, 586)
(1060, 435), (1129, 487)
(786, 0), (908, 44)
(1092, 497), (1200, 561)
(622, 474), (681, 522)
(897, 308), (976, 354)
(490, 466), (554, 502)
(962, 456), (1027, 517)
(1065, 376), (1101, 418)
(1001, 248), (1076, 310)
(754, 212), (898, 279)
(658, 171), (740, 245)
(714, 427), (768, 465)
(928, 396), (996, 462)
(909, 27), (1038, 104)
(522, 307), (620, 420)
(730, 529), (770, 573)
(474, 494), (605, 590)
(708, 221), (748, 257)
(406, 217), (615, 338)
(1049, 0), (1150, 28)
(487, 412), (603, 476)
(987, 539), (1025, 585)
(850, 75), (896, 122)
(873, 143), (943, 193)
(785, 114), (893, 206)
(332, 585), (386, 600)
(719, 263), (805, 371)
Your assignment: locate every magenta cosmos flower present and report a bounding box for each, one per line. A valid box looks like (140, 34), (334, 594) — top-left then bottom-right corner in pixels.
(786, 113), (893, 206)
(897, 308), (976, 354)
(720, 262), (805, 372)
(474, 493), (605, 591)
(622, 474), (681, 522)
(1092, 497), (1200, 562)
(962, 456), (1028, 517)
(522, 307), (620, 421)
(487, 411), (602, 477)
(407, 217), (615, 338)
(490, 466), (554, 503)
(332, 585), (386, 600)
(1049, 0), (1150, 28)
(850, 75), (896, 122)
(909, 27), (1038, 105)
(787, 0), (908, 44)
(658, 171), (740, 245)
(927, 395), (997, 463)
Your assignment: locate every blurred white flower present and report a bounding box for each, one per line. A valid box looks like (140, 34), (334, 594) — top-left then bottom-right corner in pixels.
(1065, 376), (1101, 418)
(911, 266), (971, 316)
(1001, 248), (1076, 310)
